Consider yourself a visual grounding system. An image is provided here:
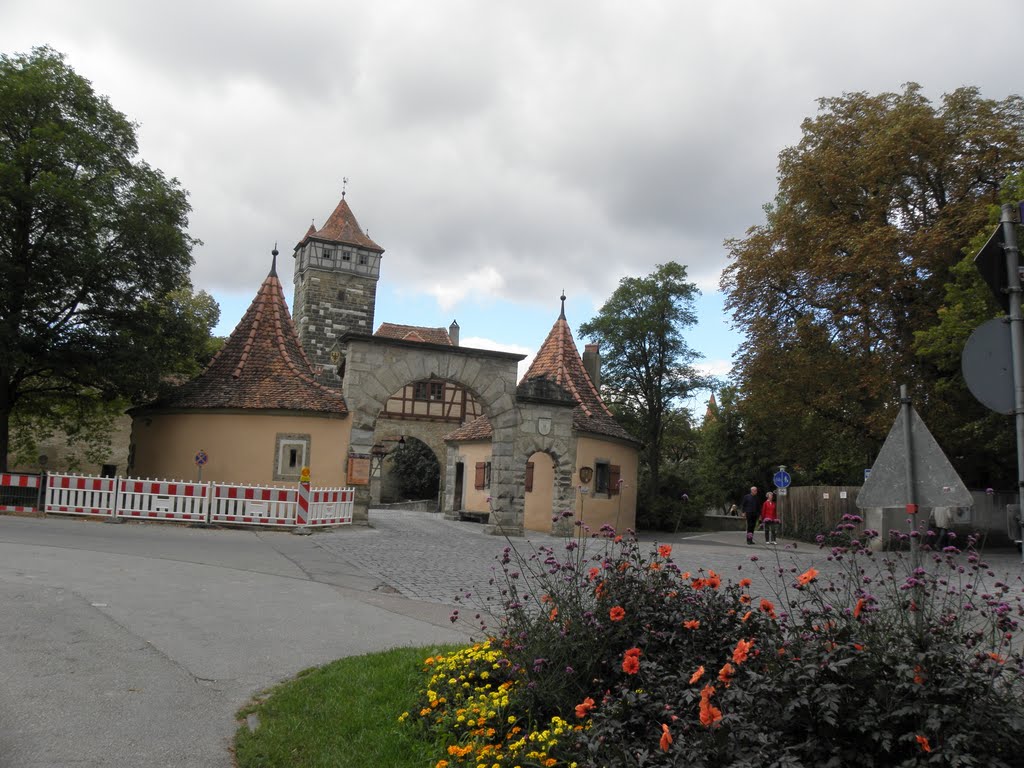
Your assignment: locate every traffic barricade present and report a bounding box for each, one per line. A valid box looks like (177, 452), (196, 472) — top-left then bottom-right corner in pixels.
(306, 487), (354, 526)
(209, 483), (298, 526)
(45, 473), (118, 517)
(0, 473), (41, 512)
(117, 478), (210, 522)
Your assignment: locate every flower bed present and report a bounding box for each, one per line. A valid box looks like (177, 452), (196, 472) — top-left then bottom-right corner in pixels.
(403, 518), (1024, 766)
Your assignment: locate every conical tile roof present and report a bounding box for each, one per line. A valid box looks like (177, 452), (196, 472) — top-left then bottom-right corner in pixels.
(297, 197), (383, 253)
(520, 304), (636, 443)
(149, 259), (347, 413)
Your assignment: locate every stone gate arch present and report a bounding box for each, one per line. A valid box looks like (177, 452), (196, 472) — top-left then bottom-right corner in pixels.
(339, 333), (525, 530)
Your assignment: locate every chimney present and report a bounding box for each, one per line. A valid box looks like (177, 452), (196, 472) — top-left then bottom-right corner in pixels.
(449, 319), (460, 346)
(582, 344), (601, 390)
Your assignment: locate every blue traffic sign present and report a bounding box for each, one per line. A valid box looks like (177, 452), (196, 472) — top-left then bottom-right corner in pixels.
(773, 470), (791, 489)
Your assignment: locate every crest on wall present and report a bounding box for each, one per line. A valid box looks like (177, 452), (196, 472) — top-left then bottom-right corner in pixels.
(538, 417), (552, 436)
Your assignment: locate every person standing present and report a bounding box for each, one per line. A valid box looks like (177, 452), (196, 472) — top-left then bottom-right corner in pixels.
(741, 486), (761, 545)
(932, 506), (954, 549)
(761, 491), (779, 544)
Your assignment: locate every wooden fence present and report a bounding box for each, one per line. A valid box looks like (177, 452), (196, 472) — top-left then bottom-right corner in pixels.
(776, 486), (862, 541)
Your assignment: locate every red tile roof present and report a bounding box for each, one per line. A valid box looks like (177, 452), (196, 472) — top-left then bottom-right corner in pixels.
(443, 414), (493, 442)
(149, 264), (347, 414)
(297, 197), (383, 253)
(521, 313), (636, 443)
(375, 322), (453, 345)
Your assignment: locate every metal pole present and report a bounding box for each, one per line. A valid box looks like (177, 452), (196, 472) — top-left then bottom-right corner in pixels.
(999, 202), (1024, 564)
(900, 385), (919, 568)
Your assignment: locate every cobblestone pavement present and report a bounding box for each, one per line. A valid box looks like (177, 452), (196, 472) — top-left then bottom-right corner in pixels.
(312, 509), (1024, 619)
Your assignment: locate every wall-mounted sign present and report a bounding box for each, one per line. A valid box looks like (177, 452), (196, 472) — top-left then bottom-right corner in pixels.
(579, 466), (593, 483)
(348, 456), (370, 485)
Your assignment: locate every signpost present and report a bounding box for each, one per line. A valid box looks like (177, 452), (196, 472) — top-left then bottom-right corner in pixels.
(773, 466), (791, 535)
(195, 449), (208, 482)
(970, 202), (1024, 562)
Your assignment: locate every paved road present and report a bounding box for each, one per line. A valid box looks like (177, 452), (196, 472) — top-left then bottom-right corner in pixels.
(0, 510), (1020, 768)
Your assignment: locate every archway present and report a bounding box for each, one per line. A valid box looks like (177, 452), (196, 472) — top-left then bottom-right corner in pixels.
(524, 451), (556, 532)
(381, 436), (440, 506)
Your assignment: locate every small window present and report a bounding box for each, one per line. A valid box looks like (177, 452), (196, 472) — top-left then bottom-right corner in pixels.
(275, 434), (310, 480)
(337, 289), (346, 302)
(358, 253), (368, 265)
(474, 461), (492, 490)
(342, 251), (351, 262)
(595, 461), (611, 495)
(323, 249), (333, 260)
(414, 382), (428, 400)
(429, 382), (444, 401)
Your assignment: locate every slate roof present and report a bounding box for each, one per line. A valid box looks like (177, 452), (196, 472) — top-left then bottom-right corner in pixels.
(146, 259), (347, 414)
(443, 414), (493, 442)
(520, 308), (637, 443)
(296, 197), (383, 253)
(375, 322), (453, 345)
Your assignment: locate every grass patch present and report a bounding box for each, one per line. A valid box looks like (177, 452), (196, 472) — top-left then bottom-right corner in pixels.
(235, 645), (456, 768)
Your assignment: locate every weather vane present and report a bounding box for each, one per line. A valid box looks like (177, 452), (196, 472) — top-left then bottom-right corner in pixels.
(342, 176), (348, 199)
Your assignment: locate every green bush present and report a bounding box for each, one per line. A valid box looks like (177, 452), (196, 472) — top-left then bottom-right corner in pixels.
(404, 518), (1024, 767)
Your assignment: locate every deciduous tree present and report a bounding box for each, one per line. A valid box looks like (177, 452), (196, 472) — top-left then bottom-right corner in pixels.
(0, 47), (213, 469)
(579, 262), (710, 517)
(723, 84), (1024, 484)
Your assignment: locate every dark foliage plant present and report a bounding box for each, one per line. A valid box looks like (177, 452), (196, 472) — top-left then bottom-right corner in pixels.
(405, 514), (1024, 767)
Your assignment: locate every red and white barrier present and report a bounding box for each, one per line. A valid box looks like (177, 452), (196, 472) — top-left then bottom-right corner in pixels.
(117, 478), (209, 522)
(33, 471), (352, 529)
(45, 473), (118, 517)
(307, 487), (355, 526)
(208, 483), (298, 526)
(0, 473), (41, 512)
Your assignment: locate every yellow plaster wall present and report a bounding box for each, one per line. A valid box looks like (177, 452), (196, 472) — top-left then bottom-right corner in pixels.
(524, 451), (556, 532)
(130, 412), (351, 486)
(574, 435), (639, 533)
(452, 441), (492, 514)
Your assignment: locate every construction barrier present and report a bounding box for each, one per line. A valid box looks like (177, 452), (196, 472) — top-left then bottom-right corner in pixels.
(0, 473), (41, 512)
(208, 483), (299, 526)
(117, 478), (210, 522)
(32, 472), (353, 530)
(45, 473), (118, 517)
(307, 487), (355, 526)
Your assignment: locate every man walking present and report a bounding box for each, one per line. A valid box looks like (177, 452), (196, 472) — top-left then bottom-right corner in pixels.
(741, 486), (761, 545)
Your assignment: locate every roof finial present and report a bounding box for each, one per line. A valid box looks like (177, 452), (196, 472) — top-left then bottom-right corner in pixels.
(559, 290), (566, 320)
(342, 176), (348, 199)
(270, 243), (279, 276)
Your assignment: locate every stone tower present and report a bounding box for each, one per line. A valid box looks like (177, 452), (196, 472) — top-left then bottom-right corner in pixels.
(291, 196), (384, 371)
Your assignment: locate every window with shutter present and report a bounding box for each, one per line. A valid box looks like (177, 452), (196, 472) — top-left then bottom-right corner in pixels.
(475, 462), (486, 490)
(525, 461), (535, 492)
(610, 465), (621, 496)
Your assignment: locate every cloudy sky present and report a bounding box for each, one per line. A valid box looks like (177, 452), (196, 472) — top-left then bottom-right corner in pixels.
(4, 1), (1023, 412)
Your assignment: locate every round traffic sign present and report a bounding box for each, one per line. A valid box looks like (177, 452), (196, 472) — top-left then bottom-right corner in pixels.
(773, 470), (791, 489)
(195, 450), (209, 466)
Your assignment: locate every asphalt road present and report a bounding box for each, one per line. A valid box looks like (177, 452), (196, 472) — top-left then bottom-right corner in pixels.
(1, 511), (1021, 767)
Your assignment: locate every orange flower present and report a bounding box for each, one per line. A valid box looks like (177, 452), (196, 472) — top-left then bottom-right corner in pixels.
(699, 684), (722, 727)
(989, 652), (1007, 664)
(739, 594), (751, 604)
(718, 662), (735, 685)
(797, 567), (819, 586)
(916, 735), (931, 753)
(689, 665), (705, 684)
(741, 611), (753, 622)
(658, 544), (673, 558)
(575, 697), (596, 718)
(683, 620), (700, 630)
(609, 606), (626, 622)
(595, 581), (606, 598)
(853, 643), (864, 651)
(659, 723), (673, 752)
(739, 578), (752, 587)
(853, 598), (865, 618)
(649, 562), (662, 571)
(691, 578), (707, 590)
(540, 594), (553, 603)
(732, 638), (754, 665)
(706, 571), (721, 589)
(914, 665), (925, 685)
(759, 598), (777, 618)
(588, 567), (600, 581)
(622, 647), (642, 674)
(681, 571), (691, 580)
(549, 606), (559, 621)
